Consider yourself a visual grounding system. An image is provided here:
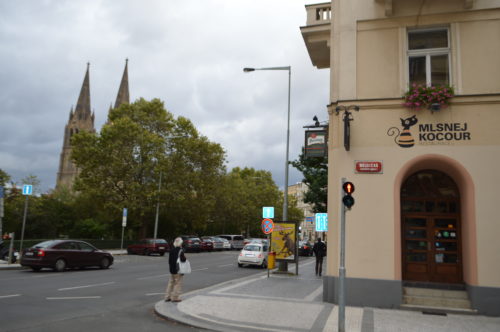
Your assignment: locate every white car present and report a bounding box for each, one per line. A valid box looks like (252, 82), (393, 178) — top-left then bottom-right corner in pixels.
(237, 243), (268, 268)
(218, 237), (231, 250)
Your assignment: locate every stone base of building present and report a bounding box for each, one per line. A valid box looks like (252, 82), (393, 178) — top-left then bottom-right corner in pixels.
(323, 276), (402, 309)
(323, 276), (500, 316)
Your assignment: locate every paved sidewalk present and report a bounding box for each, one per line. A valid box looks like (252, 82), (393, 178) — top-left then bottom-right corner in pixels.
(155, 259), (500, 332)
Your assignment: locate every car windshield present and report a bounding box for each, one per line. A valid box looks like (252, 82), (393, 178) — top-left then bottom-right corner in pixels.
(33, 240), (58, 248)
(244, 245), (261, 252)
(154, 239), (167, 244)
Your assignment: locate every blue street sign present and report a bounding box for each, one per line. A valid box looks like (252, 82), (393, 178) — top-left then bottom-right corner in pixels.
(306, 216), (314, 223)
(22, 185), (33, 196)
(122, 208), (128, 227)
(315, 213), (328, 232)
(262, 207), (274, 219)
(123, 208), (128, 217)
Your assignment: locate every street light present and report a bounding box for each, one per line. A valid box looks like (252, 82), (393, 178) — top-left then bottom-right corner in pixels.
(243, 66), (291, 221)
(153, 135), (188, 242)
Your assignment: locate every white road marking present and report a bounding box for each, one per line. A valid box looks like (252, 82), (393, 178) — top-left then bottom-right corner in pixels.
(47, 296), (101, 300)
(192, 267), (209, 272)
(217, 264), (233, 267)
(137, 273), (169, 280)
(0, 294), (21, 299)
(145, 292), (165, 296)
(58, 281), (115, 291)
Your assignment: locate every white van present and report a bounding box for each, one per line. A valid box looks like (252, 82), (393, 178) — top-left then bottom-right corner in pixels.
(217, 235), (245, 250)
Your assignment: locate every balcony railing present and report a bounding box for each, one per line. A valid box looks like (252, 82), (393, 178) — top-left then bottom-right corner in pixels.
(305, 2), (332, 26)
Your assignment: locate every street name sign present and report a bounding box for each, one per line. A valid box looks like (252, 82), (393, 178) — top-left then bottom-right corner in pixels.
(315, 213), (328, 232)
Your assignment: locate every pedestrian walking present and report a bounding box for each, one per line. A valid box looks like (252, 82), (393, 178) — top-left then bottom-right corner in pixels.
(312, 237), (326, 276)
(165, 237), (187, 302)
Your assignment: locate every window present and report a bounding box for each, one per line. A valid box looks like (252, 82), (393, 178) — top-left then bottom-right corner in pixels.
(408, 28), (450, 86)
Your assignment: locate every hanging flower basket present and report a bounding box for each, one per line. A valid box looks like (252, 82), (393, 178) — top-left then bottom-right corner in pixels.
(403, 84), (454, 111)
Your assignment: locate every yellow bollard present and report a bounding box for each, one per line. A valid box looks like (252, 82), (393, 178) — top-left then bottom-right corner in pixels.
(267, 251), (276, 269)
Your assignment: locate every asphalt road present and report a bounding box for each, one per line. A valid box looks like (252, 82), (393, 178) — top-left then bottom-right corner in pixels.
(0, 250), (266, 332)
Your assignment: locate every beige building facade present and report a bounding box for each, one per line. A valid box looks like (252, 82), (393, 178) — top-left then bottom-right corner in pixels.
(301, 0), (500, 315)
(288, 182), (317, 241)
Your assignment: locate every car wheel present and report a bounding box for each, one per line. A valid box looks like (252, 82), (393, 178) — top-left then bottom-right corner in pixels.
(159, 252), (165, 256)
(238, 263), (243, 267)
(31, 266), (41, 272)
(54, 259), (66, 272)
(100, 257), (111, 269)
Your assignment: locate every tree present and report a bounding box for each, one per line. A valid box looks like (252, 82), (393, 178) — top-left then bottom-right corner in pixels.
(291, 150), (328, 213)
(0, 168), (11, 187)
(71, 98), (226, 238)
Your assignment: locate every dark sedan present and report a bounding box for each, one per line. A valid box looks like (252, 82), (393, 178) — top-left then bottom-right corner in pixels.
(20, 240), (114, 272)
(298, 241), (314, 256)
(127, 238), (169, 256)
(180, 235), (201, 252)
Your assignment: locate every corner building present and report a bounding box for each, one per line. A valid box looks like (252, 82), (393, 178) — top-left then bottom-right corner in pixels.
(301, 1), (500, 315)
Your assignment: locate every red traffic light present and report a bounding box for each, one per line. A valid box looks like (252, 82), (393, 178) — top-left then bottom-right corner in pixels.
(342, 182), (355, 194)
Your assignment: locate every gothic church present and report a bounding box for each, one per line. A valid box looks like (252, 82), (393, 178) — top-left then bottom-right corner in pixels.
(56, 60), (130, 190)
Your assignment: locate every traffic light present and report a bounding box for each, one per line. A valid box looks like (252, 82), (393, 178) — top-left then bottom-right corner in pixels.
(342, 181), (355, 209)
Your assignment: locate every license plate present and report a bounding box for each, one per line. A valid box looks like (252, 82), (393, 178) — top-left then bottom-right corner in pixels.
(245, 254), (253, 257)
(25, 252), (33, 256)
(159, 247), (165, 250)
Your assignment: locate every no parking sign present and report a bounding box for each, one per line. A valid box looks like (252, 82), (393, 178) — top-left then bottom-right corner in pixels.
(261, 218), (274, 234)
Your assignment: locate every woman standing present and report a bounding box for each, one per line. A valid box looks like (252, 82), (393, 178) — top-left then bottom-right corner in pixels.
(165, 237), (186, 302)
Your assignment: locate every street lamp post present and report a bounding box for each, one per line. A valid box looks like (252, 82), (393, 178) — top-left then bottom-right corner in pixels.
(244, 66), (292, 273)
(243, 66), (291, 221)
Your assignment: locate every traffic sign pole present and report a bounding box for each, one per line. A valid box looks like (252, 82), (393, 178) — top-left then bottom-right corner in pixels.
(339, 177), (347, 332)
(19, 195), (29, 254)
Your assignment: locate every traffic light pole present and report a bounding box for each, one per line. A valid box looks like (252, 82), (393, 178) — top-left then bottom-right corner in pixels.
(338, 177), (347, 332)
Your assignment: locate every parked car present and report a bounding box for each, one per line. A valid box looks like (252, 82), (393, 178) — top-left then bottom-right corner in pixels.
(202, 236), (223, 251)
(247, 238), (269, 246)
(180, 235), (201, 252)
(127, 238), (169, 256)
(0, 240), (18, 263)
(217, 237), (231, 250)
(20, 239), (114, 272)
(298, 241), (313, 256)
(217, 234), (245, 250)
(200, 237), (214, 251)
(237, 243), (269, 268)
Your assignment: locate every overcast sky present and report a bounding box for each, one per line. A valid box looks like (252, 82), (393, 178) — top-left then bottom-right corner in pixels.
(0, 0), (329, 193)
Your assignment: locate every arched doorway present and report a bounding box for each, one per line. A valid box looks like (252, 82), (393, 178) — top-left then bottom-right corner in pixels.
(401, 170), (463, 284)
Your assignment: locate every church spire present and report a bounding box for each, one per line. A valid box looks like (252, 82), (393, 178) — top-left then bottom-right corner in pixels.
(114, 58), (130, 109)
(75, 62), (91, 118)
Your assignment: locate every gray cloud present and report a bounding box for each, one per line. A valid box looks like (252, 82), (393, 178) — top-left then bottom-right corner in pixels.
(0, 0), (329, 192)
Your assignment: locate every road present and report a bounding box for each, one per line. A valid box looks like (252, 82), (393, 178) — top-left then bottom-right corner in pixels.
(0, 250), (266, 331)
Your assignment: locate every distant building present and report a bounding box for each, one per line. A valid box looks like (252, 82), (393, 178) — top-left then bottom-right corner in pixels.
(301, 1), (500, 315)
(56, 60), (130, 190)
(288, 182), (316, 241)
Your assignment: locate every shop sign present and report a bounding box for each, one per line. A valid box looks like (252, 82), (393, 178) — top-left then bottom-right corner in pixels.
(387, 115), (471, 148)
(305, 130), (327, 158)
(355, 161), (382, 174)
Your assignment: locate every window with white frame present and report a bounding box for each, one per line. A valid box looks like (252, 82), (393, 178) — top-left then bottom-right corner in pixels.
(408, 28), (451, 86)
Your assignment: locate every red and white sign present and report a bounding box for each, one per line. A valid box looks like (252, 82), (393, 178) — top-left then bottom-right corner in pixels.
(355, 161), (383, 174)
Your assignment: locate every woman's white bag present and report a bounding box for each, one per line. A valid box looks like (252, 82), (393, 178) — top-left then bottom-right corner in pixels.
(177, 249), (191, 274)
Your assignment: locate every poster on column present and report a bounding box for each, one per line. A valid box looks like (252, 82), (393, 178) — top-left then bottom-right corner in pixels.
(271, 222), (296, 261)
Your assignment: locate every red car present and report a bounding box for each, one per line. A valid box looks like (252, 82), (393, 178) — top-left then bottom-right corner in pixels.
(200, 237), (214, 252)
(127, 238), (169, 256)
(20, 240), (113, 272)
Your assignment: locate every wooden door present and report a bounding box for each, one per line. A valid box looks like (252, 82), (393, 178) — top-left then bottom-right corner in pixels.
(402, 214), (462, 283)
(401, 170), (462, 284)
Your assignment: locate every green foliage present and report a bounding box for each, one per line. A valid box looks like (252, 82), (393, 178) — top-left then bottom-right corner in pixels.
(0, 168), (11, 187)
(291, 149), (328, 213)
(71, 98), (226, 238)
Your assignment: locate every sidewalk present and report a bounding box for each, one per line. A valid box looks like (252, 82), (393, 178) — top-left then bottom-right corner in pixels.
(0, 249), (127, 270)
(154, 259), (500, 332)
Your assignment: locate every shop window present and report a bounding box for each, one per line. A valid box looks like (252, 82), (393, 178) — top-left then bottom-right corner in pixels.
(408, 28), (450, 86)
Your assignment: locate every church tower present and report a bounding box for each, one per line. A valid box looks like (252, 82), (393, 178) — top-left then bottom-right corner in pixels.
(115, 59), (130, 108)
(56, 63), (96, 190)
